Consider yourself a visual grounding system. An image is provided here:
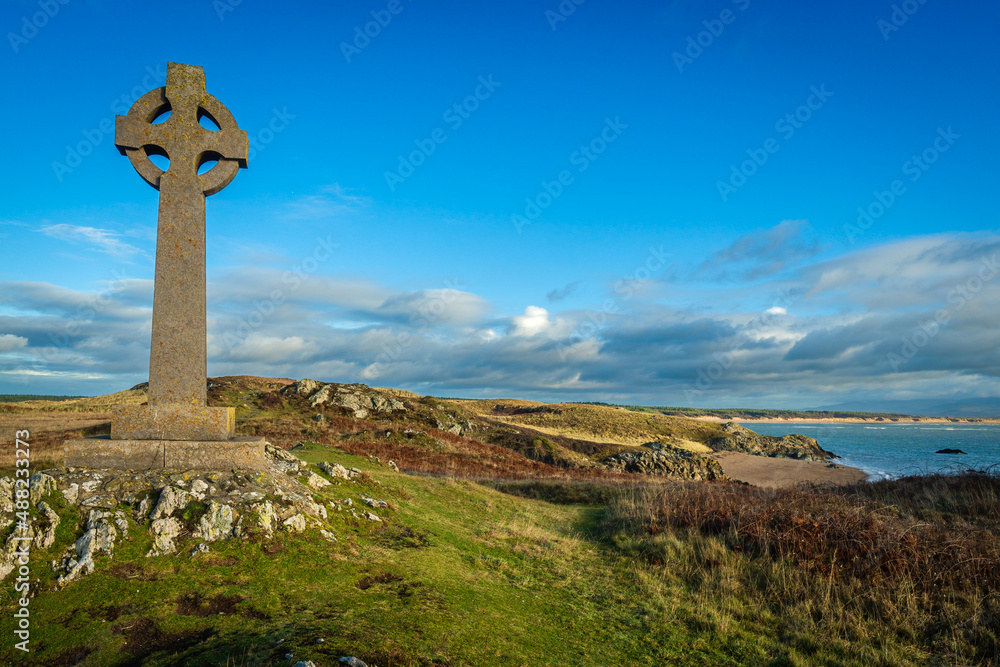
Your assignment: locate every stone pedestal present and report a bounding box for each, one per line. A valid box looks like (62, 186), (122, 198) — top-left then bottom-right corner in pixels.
(111, 405), (235, 440)
(64, 436), (266, 470)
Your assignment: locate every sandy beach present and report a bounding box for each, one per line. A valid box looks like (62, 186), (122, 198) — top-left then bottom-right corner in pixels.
(708, 450), (869, 489)
(694, 416), (1000, 425)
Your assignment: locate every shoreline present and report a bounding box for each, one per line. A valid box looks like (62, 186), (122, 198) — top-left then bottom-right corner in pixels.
(708, 450), (869, 489)
(695, 416), (1000, 425)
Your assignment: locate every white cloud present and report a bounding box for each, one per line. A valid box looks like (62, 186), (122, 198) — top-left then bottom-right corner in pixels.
(0, 334), (28, 353)
(509, 306), (551, 337)
(40, 224), (146, 259)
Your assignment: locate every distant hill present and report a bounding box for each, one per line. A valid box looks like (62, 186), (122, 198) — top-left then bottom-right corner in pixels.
(813, 397), (1000, 418)
(0, 394), (84, 402)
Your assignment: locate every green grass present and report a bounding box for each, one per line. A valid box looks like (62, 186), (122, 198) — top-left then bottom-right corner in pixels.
(0, 444), (865, 666)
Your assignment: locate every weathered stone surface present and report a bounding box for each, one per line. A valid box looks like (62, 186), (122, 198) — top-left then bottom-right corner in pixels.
(294, 378), (322, 396)
(29, 472), (57, 505)
(114, 61), (247, 409)
(112, 404), (235, 441)
(150, 485), (194, 521)
(318, 461), (351, 479)
(148, 517), (183, 556)
(0, 478), (14, 514)
(361, 494), (388, 509)
(65, 436), (267, 470)
(62, 483), (80, 505)
(253, 500), (276, 535)
(709, 422), (836, 461)
(34, 502), (60, 550)
(282, 514), (306, 532)
(64, 62), (253, 470)
(305, 473), (331, 490)
(309, 384), (334, 407)
(195, 501), (236, 542)
(0, 524), (32, 581)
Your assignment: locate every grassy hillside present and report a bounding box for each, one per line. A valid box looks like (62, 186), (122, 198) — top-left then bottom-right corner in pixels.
(1, 377), (996, 664)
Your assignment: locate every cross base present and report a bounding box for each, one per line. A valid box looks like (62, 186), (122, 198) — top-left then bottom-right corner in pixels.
(64, 436), (267, 470)
(112, 405), (236, 441)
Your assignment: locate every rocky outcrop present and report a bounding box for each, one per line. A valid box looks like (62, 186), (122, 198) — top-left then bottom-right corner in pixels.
(286, 379), (406, 419)
(709, 422), (835, 461)
(603, 443), (728, 481)
(0, 442), (396, 587)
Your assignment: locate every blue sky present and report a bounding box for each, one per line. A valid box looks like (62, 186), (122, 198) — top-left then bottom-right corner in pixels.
(1, 0), (999, 408)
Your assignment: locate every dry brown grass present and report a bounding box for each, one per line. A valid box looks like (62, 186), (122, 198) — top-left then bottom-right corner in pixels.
(601, 471), (1000, 663)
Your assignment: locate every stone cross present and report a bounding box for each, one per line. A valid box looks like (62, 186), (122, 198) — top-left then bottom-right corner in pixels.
(112, 62), (248, 440)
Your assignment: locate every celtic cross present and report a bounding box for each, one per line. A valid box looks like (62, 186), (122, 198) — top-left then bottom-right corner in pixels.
(114, 62), (247, 414)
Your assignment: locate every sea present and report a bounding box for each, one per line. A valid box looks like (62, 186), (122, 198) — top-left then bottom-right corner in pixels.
(740, 422), (1000, 481)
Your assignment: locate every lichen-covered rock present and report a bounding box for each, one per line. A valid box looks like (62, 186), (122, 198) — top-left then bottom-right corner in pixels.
(709, 422), (836, 461)
(62, 483), (79, 505)
(309, 384), (334, 407)
(34, 502), (60, 550)
(603, 443), (728, 481)
(253, 500), (277, 535)
(266, 444), (306, 472)
(305, 473), (331, 490)
(318, 461), (351, 480)
(29, 472), (57, 505)
(0, 477), (15, 513)
(360, 494), (388, 509)
(190, 479), (209, 499)
(0, 524), (33, 581)
(282, 514), (306, 533)
(133, 493), (154, 523)
(114, 511), (130, 540)
(195, 501), (237, 542)
(293, 378), (323, 396)
(75, 510), (116, 560)
(150, 486), (193, 521)
(148, 517), (183, 556)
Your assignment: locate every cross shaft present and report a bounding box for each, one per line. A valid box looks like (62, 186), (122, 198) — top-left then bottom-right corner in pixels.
(114, 62), (247, 413)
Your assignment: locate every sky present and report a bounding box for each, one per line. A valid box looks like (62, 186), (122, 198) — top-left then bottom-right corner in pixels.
(1, 0), (999, 409)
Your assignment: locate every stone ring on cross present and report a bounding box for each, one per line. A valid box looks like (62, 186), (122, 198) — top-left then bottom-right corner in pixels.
(115, 62), (248, 197)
